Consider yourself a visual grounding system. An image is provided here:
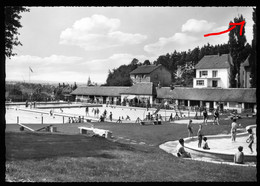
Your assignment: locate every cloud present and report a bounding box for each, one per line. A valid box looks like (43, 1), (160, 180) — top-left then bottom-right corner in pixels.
(144, 33), (199, 55)
(144, 19), (233, 55)
(6, 53), (155, 84)
(182, 19), (216, 33)
(59, 14), (147, 51)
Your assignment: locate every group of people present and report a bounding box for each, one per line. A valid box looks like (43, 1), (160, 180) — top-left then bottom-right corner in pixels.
(144, 112), (163, 124)
(168, 112), (182, 121)
(234, 128), (254, 164)
(180, 118), (255, 164)
(202, 109), (220, 125)
(68, 116), (85, 123)
(25, 100), (36, 109)
(97, 109), (131, 123)
(187, 120), (210, 150)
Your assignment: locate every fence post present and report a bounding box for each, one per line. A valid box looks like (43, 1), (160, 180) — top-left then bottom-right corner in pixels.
(63, 116), (64, 124)
(17, 116), (19, 124)
(41, 116), (43, 124)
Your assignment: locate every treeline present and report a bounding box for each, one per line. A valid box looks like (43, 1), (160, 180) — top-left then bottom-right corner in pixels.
(5, 82), (78, 102)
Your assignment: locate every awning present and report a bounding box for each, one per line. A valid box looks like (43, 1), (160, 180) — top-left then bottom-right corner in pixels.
(138, 95), (150, 99)
(126, 95), (136, 99)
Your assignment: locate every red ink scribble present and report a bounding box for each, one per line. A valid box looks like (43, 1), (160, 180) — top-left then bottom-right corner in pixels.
(204, 21), (245, 37)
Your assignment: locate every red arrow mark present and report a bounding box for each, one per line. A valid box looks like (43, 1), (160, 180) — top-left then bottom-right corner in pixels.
(204, 21), (245, 37)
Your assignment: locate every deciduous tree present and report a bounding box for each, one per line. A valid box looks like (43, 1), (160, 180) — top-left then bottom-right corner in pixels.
(5, 6), (30, 58)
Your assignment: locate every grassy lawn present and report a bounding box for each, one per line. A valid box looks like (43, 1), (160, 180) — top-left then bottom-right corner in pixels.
(5, 117), (257, 182)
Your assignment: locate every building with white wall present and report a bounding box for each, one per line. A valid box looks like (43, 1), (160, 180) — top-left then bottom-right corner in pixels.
(193, 54), (233, 88)
(157, 87), (256, 113)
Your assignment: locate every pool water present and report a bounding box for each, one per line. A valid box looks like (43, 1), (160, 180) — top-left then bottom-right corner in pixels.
(185, 128), (257, 156)
(5, 104), (185, 124)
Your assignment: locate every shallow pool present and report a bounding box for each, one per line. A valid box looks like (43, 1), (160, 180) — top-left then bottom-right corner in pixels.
(185, 127), (257, 156)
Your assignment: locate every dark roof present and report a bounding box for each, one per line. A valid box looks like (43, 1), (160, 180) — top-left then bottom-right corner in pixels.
(121, 82), (156, 95)
(195, 54), (232, 69)
(242, 54), (250, 67)
(70, 86), (130, 97)
(130, 64), (162, 74)
(156, 87), (256, 103)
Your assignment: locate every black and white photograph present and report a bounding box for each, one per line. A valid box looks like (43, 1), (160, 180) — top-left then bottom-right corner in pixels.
(4, 6), (257, 182)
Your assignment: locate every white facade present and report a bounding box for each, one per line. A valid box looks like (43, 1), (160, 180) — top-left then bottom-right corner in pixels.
(193, 68), (230, 88)
(121, 94), (153, 105)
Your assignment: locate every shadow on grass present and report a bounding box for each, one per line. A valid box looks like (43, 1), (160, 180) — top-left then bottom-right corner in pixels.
(5, 132), (135, 161)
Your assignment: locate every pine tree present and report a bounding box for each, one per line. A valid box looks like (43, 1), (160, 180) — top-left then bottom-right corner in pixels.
(228, 15), (247, 88)
(249, 8), (256, 88)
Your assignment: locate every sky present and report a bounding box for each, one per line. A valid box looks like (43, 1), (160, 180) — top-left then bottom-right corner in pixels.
(5, 7), (255, 85)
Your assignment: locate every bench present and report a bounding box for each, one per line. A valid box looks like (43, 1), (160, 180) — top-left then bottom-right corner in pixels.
(78, 127), (112, 138)
(140, 121), (153, 125)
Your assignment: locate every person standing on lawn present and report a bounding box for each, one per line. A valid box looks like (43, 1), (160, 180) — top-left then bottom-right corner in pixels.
(187, 119), (193, 138)
(203, 109), (208, 125)
(213, 109), (220, 125)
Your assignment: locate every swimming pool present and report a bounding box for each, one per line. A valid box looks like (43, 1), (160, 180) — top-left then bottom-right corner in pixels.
(5, 103), (193, 124)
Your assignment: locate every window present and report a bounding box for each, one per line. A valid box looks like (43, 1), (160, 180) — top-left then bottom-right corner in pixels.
(212, 70), (218, 77)
(199, 71), (208, 77)
(196, 80), (204, 86)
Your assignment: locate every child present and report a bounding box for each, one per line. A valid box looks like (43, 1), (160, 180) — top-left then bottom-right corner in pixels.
(234, 146), (244, 164)
(213, 109), (220, 125)
(176, 138), (191, 158)
(116, 117), (122, 123)
(126, 115), (131, 121)
(202, 137), (210, 150)
(197, 124), (203, 148)
(109, 112), (113, 121)
(231, 119), (238, 142)
(246, 128), (254, 153)
(187, 119), (193, 138)
(203, 109), (208, 125)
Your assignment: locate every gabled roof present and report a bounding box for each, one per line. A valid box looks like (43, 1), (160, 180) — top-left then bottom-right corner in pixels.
(70, 86), (130, 97)
(62, 86), (72, 94)
(195, 54), (232, 69)
(156, 87), (256, 103)
(241, 54), (250, 67)
(130, 64), (162, 74)
(121, 82), (156, 95)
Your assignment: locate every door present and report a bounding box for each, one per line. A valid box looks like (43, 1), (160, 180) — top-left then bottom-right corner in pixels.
(212, 80), (218, 87)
